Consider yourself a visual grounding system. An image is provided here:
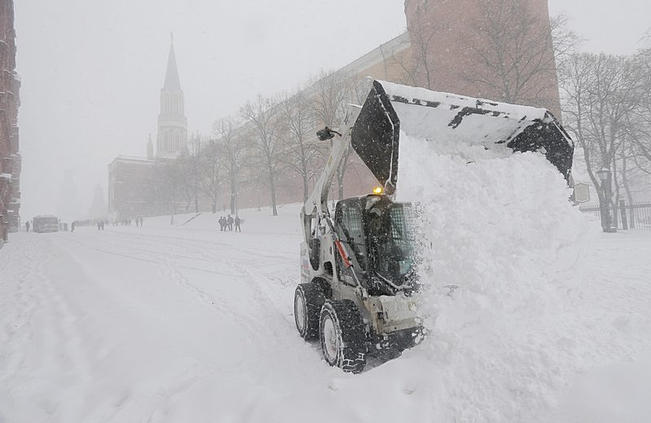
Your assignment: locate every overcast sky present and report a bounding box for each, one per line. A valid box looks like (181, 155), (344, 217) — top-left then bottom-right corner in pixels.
(14, 0), (651, 220)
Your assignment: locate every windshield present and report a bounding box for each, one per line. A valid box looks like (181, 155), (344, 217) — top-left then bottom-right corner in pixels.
(365, 202), (414, 281)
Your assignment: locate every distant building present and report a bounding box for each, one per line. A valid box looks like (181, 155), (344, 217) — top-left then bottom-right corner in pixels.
(108, 156), (158, 219)
(0, 0), (21, 243)
(108, 38), (189, 219)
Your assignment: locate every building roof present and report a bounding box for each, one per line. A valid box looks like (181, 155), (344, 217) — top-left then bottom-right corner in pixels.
(298, 31), (411, 101)
(336, 31), (411, 78)
(109, 155), (156, 167)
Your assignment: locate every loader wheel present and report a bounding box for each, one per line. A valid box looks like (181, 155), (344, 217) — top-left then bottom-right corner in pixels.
(294, 283), (325, 340)
(319, 300), (367, 373)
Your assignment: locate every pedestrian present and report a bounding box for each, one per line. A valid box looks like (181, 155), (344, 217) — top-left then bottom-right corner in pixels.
(227, 214), (234, 231)
(25, 221), (30, 232)
(71, 221), (76, 232)
(218, 216), (223, 231)
(234, 215), (241, 232)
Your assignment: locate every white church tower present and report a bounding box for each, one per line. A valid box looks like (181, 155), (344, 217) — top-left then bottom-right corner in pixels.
(156, 36), (187, 159)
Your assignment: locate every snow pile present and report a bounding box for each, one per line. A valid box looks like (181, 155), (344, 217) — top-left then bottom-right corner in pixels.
(394, 137), (623, 421)
(396, 142), (592, 304)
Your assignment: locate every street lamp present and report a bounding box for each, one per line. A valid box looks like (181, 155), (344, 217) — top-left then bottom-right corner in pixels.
(596, 167), (615, 233)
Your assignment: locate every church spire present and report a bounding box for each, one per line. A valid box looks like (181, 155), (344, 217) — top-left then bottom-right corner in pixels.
(163, 33), (181, 91)
(157, 34), (187, 159)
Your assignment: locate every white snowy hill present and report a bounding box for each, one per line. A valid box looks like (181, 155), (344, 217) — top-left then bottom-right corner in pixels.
(2, 156), (651, 422)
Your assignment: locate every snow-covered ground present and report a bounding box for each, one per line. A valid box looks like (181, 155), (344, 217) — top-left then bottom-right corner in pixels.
(1, 200), (651, 422)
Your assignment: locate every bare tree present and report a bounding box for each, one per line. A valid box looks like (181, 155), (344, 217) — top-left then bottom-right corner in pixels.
(625, 48), (651, 169)
(465, 0), (559, 109)
(153, 159), (184, 224)
(383, 8), (438, 88)
(550, 14), (581, 72)
(335, 76), (374, 197)
(310, 71), (351, 200)
(214, 118), (246, 215)
(400, 4), (439, 89)
(279, 91), (321, 202)
(311, 70), (348, 129)
(241, 96), (282, 216)
(198, 138), (221, 213)
(615, 47), (651, 219)
(560, 53), (643, 227)
(175, 137), (202, 213)
(615, 138), (644, 227)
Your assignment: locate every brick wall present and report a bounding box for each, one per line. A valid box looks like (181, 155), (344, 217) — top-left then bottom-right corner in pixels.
(403, 0), (561, 116)
(0, 0), (20, 241)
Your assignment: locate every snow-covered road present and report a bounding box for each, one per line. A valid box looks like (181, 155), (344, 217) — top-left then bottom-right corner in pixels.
(1, 210), (331, 422)
(1, 208), (651, 422)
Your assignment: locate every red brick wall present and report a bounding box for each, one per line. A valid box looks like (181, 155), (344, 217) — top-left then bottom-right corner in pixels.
(404, 0), (561, 116)
(0, 0), (20, 239)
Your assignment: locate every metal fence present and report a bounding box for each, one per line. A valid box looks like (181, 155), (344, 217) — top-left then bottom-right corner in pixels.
(580, 203), (651, 231)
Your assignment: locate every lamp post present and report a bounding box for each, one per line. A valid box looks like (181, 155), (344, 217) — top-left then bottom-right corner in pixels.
(596, 167), (615, 233)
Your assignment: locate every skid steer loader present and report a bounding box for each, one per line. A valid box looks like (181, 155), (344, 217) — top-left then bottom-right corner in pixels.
(294, 80), (574, 373)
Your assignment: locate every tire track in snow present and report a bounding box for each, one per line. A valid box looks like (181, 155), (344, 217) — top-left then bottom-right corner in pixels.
(60, 230), (294, 326)
(84, 228), (314, 355)
(0, 236), (95, 421)
(0, 239), (41, 383)
(56, 228), (305, 419)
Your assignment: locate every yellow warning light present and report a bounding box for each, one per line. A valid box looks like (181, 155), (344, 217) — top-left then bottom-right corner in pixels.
(372, 186), (384, 195)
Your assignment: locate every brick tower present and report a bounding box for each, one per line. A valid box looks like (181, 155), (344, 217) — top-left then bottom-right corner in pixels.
(404, 0), (561, 116)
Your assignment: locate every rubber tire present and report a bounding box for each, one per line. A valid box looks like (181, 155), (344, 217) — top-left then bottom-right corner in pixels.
(319, 300), (367, 374)
(294, 283), (325, 340)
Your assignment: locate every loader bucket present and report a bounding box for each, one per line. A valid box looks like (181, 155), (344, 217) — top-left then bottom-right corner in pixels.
(351, 80), (574, 192)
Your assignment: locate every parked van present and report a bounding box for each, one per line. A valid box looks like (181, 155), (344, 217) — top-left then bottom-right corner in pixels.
(32, 215), (59, 233)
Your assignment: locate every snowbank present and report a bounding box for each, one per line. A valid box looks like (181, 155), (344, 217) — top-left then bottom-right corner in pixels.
(392, 136), (651, 421)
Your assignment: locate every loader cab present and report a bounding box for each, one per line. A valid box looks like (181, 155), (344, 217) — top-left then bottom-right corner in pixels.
(335, 195), (415, 295)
